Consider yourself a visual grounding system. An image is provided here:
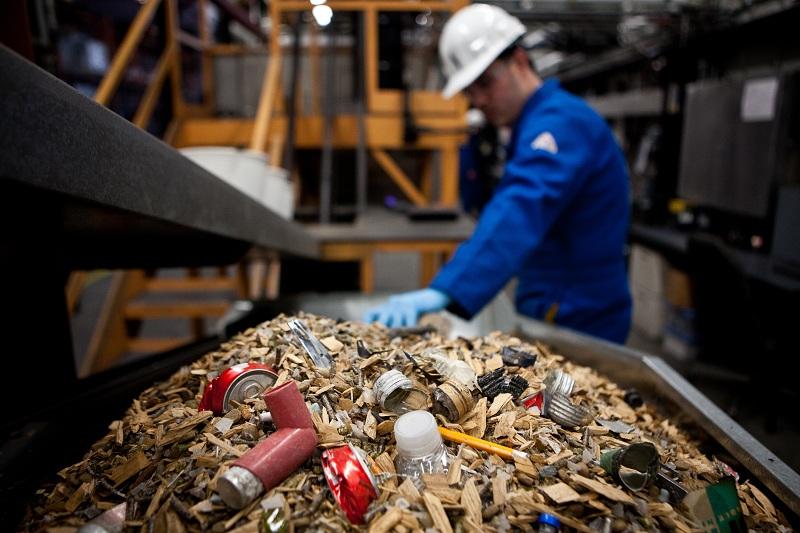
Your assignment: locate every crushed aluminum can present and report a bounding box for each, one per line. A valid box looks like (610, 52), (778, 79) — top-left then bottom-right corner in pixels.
(199, 362), (279, 414)
(545, 392), (593, 428)
(432, 379), (475, 422)
(478, 368), (528, 401)
(542, 369), (575, 412)
(373, 369), (429, 414)
(321, 443), (379, 524)
(521, 391), (544, 415)
(500, 346), (538, 368)
(600, 442), (660, 492)
(287, 319), (333, 369)
(356, 339), (372, 358)
(714, 459), (740, 484)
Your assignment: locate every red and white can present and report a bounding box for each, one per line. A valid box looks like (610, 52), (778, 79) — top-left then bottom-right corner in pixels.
(321, 443), (380, 524)
(522, 391), (544, 415)
(198, 362), (278, 414)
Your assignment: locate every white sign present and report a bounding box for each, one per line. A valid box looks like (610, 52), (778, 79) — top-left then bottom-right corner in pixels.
(741, 77), (778, 122)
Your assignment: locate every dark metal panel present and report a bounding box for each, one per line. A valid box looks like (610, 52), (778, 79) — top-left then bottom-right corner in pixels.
(0, 46), (318, 263)
(678, 77), (778, 218)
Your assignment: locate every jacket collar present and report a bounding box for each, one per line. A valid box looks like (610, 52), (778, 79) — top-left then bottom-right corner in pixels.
(508, 79), (560, 155)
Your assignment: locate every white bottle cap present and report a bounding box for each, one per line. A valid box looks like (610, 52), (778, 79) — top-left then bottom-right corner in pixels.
(394, 410), (443, 458)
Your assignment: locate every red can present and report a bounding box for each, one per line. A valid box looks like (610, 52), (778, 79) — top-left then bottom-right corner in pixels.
(199, 362), (278, 414)
(522, 391), (544, 415)
(321, 443), (380, 524)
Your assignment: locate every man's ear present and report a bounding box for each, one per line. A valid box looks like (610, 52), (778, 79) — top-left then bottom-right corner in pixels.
(512, 47), (528, 66)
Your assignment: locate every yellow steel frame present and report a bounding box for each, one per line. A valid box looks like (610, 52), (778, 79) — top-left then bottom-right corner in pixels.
(259, 0), (469, 207)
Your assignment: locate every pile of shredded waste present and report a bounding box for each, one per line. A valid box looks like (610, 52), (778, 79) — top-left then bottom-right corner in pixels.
(23, 313), (792, 532)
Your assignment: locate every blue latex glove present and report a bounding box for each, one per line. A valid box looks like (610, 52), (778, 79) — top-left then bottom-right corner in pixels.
(363, 288), (451, 327)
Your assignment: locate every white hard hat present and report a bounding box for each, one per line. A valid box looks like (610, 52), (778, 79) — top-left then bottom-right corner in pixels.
(439, 3), (526, 99)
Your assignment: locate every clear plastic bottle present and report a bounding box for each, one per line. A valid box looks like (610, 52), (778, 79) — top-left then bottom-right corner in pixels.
(424, 350), (476, 388)
(393, 411), (451, 478)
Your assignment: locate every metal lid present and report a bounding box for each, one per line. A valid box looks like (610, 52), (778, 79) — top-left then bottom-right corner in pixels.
(374, 370), (413, 410)
(222, 368), (278, 412)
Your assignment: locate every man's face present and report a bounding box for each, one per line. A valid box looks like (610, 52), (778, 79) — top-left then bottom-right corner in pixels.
(463, 54), (528, 127)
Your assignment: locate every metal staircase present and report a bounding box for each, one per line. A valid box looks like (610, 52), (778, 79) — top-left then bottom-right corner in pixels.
(72, 0), (470, 374)
(70, 0), (276, 374)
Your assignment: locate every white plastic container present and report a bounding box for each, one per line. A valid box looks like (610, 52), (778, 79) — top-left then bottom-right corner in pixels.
(180, 146), (294, 219)
(393, 410), (450, 478)
(423, 349), (476, 388)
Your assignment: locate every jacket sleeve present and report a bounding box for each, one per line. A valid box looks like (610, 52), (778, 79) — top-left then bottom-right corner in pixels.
(430, 113), (596, 319)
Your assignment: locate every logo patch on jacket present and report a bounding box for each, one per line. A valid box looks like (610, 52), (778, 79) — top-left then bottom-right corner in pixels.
(531, 132), (558, 154)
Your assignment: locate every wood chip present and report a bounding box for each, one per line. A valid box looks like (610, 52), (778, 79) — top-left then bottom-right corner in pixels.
(364, 410), (378, 440)
(487, 393), (513, 417)
(368, 507), (403, 533)
(540, 482), (581, 504)
(358, 354), (382, 369)
(545, 447), (574, 465)
(461, 478), (482, 527)
(204, 432), (244, 458)
(570, 473), (634, 504)
(397, 478), (421, 503)
(422, 492), (453, 533)
(747, 482), (776, 518)
(492, 472), (508, 506)
(422, 474), (462, 504)
(64, 480), (94, 513)
(470, 397), (487, 438)
(514, 453), (538, 478)
(320, 336), (344, 353)
(145, 482), (167, 518)
(108, 450), (149, 486)
(375, 420), (395, 436)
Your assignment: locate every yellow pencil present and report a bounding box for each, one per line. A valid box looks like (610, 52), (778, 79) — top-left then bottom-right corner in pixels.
(438, 427), (529, 461)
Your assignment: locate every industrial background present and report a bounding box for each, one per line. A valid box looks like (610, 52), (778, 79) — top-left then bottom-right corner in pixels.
(1, 0), (799, 529)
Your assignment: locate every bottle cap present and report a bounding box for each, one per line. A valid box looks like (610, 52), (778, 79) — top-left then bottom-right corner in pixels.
(394, 410), (443, 458)
(374, 370), (413, 410)
(538, 512), (561, 528)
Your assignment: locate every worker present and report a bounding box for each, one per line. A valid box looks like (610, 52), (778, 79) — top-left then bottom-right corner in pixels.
(364, 4), (632, 343)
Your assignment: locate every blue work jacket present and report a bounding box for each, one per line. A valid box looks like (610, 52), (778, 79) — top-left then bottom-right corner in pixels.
(430, 80), (632, 343)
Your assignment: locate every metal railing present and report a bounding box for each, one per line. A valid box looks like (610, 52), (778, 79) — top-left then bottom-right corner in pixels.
(66, 0), (267, 312)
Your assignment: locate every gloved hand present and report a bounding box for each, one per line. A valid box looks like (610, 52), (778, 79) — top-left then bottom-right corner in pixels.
(363, 288), (451, 327)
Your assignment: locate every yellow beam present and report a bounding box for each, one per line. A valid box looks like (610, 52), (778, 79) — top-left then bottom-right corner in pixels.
(165, 0), (184, 118)
(124, 300), (230, 319)
(371, 149), (427, 206)
(173, 115), (466, 149)
(133, 45), (173, 128)
(95, 0), (162, 105)
(250, 57), (282, 153)
(66, 272), (86, 314)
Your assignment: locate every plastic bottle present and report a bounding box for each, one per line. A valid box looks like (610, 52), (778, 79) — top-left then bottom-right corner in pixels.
(425, 350), (476, 388)
(393, 410), (451, 478)
(537, 512), (561, 533)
